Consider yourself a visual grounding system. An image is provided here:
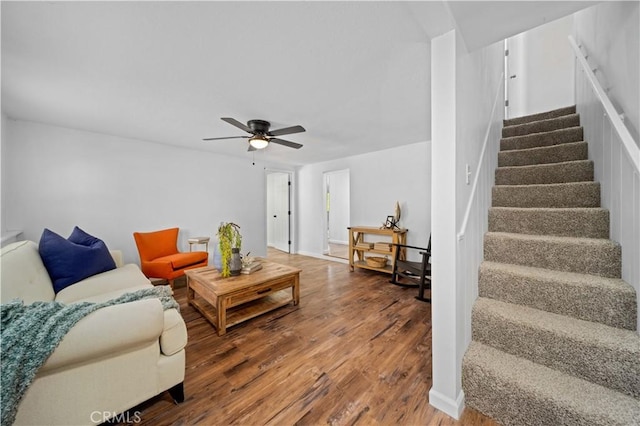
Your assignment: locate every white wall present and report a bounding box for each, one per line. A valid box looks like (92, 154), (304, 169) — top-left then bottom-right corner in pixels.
(574, 1), (640, 145)
(429, 29), (504, 419)
(297, 141), (431, 259)
(1, 113), (8, 234)
(2, 118), (271, 265)
(507, 15), (575, 118)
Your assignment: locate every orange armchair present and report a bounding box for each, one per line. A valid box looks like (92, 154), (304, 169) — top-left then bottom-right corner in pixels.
(133, 227), (208, 288)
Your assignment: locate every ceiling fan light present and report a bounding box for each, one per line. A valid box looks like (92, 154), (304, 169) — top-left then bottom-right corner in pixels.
(249, 135), (269, 149)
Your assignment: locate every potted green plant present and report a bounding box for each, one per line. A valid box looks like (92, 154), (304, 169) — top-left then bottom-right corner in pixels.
(216, 222), (242, 277)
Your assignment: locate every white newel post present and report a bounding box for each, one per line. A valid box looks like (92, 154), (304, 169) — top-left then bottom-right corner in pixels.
(429, 29), (465, 419)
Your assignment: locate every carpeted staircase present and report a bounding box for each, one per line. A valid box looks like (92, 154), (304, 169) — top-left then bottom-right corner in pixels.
(462, 106), (640, 425)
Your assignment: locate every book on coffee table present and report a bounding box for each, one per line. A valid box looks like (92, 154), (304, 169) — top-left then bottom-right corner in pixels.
(241, 262), (263, 274)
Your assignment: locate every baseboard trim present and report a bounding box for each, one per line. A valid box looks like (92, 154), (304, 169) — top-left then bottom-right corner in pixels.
(428, 388), (465, 420)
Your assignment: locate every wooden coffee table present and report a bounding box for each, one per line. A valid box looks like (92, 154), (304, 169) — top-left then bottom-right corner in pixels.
(185, 260), (301, 335)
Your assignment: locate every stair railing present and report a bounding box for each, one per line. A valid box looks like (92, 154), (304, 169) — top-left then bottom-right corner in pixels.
(456, 73), (504, 343)
(569, 35), (640, 332)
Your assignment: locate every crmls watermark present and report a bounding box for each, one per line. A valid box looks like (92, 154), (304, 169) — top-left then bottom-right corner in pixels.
(90, 410), (142, 424)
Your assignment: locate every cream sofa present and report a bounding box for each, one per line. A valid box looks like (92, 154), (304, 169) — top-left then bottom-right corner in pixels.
(1, 240), (188, 425)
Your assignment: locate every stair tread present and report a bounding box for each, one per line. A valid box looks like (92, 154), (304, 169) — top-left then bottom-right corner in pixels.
(484, 232), (621, 278)
(500, 126), (583, 151)
(502, 114), (581, 138)
(504, 105), (576, 127)
(485, 231), (619, 247)
(490, 206), (607, 212)
(502, 125), (582, 141)
(503, 113), (580, 131)
(464, 341), (640, 425)
(495, 159), (594, 185)
(481, 261), (632, 293)
(474, 297), (640, 350)
(479, 261), (637, 330)
(498, 142), (589, 167)
(499, 140), (587, 155)
(488, 206), (610, 238)
(496, 159), (592, 171)
(494, 181), (599, 189)
(492, 181), (600, 208)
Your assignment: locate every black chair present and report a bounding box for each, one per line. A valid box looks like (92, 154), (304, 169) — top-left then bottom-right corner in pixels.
(390, 236), (431, 302)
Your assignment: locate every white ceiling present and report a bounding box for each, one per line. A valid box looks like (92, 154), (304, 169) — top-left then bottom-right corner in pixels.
(1, 1), (596, 166)
(447, 1), (598, 51)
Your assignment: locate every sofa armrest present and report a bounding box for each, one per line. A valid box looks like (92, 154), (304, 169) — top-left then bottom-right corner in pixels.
(41, 299), (164, 373)
(161, 309), (188, 356)
(109, 249), (124, 268)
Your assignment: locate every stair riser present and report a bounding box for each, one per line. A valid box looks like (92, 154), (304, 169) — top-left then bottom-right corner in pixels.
(484, 234), (621, 278)
(462, 354), (637, 426)
(478, 263), (636, 330)
(504, 105), (576, 127)
(501, 127), (583, 151)
(488, 208), (609, 238)
(495, 161), (593, 185)
(498, 142), (588, 167)
(502, 114), (581, 138)
(472, 306), (640, 398)
(464, 366), (571, 426)
(492, 183), (601, 208)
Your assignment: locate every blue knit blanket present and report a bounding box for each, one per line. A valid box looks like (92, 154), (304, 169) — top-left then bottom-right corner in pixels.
(0, 286), (179, 426)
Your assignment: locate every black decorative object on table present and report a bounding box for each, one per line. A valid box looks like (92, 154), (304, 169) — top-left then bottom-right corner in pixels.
(229, 248), (242, 276)
(382, 201), (402, 230)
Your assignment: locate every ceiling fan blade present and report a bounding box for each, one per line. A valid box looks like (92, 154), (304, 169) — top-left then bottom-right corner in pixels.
(267, 125), (306, 137)
(247, 145), (257, 152)
(270, 138), (303, 149)
(221, 117), (252, 133)
(203, 136), (249, 141)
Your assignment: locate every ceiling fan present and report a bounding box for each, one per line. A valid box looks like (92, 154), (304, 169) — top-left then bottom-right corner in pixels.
(203, 118), (305, 151)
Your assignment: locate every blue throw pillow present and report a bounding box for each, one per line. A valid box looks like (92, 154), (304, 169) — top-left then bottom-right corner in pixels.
(68, 226), (103, 246)
(39, 227), (117, 293)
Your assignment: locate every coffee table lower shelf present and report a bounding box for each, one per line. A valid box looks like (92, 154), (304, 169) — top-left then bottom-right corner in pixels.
(190, 290), (294, 334)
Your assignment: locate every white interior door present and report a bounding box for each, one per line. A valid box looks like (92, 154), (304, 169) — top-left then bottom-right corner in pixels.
(506, 36), (527, 119)
(266, 172), (290, 253)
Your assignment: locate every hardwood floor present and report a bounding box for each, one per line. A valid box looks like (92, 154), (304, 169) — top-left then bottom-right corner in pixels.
(116, 250), (497, 425)
(326, 243), (349, 260)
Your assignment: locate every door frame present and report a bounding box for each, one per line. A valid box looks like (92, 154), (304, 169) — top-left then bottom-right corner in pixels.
(265, 169), (295, 254)
(322, 168), (350, 256)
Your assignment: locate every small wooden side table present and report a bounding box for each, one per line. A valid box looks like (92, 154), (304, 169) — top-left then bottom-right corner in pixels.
(188, 236), (210, 252)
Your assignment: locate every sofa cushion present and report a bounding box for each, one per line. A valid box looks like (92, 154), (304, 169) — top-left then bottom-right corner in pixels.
(55, 264), (151, 304)
(156, 252), (209, 270)
(1, 241), (56, 304)
(39, 228), (116, 293)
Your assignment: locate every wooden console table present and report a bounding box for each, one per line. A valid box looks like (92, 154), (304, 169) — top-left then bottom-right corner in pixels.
(348, 226), (407, 274)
